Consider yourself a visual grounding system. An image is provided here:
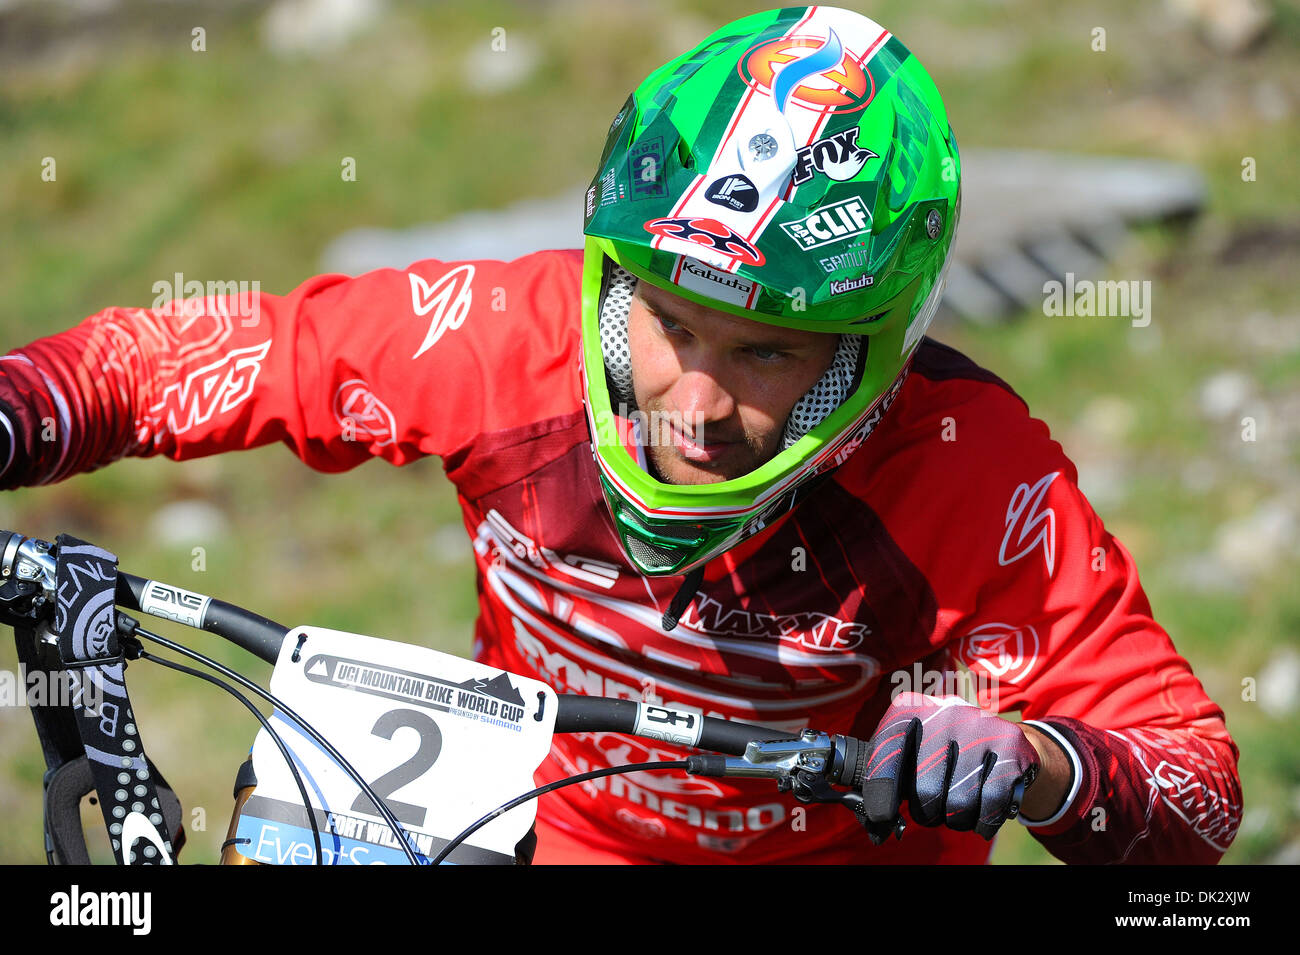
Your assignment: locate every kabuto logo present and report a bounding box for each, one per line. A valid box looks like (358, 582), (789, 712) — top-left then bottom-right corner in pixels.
(140, 340), (272, 438)
(956, 622), (1039, 684)
(791, 128), (878, 186)
(780, 197), (871, 250)
(705, 174), (758, 213)
(738, 29), (876, 114)
(645, 217), (766, 266)
(333, 378), (397, 447)
(674, 257), (758, 308)
(829, 274), (873, 296)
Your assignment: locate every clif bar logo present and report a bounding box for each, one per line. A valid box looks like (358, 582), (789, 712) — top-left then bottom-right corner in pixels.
(780, 197), (872, 250)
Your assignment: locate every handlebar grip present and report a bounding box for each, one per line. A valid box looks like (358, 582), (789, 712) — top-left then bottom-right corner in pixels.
(684, 754), (728, 776)
(835, 733), (868, 789)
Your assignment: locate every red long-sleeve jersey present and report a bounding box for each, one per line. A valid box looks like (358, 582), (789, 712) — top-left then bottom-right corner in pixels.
(0, 250), (1241, 863)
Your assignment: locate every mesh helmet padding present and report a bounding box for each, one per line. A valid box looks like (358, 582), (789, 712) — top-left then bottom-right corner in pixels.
(598, 261), (863, 452)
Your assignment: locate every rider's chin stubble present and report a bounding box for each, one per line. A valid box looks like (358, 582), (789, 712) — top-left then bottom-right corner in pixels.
(640, 402), (780, 486)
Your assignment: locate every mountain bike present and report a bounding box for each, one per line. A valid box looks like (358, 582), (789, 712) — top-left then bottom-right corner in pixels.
(0, 528), (992, 865)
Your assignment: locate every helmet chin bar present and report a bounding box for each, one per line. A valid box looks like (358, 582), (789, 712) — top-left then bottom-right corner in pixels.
(596, 257), (864, 459)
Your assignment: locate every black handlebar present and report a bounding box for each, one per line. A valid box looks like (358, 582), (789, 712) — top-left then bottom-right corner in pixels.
(114, 572), (290, 663)
(552, 695), (800, 755)
(2, 528), (876, 866)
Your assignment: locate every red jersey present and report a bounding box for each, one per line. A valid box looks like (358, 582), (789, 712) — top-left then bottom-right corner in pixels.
(0, 250), (1241, 864)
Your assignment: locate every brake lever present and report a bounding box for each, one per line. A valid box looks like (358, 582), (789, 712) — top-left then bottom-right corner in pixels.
(685, 729), (909, 841)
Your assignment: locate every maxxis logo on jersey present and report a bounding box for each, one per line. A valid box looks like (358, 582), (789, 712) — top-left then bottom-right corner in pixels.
(333, 378), (397, 447)
(737, 35), (876, 114)
(409, 265), (474, 359)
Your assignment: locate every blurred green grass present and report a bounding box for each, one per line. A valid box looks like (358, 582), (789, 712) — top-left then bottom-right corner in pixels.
(1, 0), (1298, 864)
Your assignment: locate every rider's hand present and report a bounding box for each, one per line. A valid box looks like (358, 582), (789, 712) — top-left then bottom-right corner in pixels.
(858, 692), (1039, 843)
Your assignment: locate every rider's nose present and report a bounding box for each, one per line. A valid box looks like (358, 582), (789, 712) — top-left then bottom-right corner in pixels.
(669, 365), (737, 433)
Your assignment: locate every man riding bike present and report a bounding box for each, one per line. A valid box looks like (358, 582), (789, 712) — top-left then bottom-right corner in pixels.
(0, 7), (1240, 864)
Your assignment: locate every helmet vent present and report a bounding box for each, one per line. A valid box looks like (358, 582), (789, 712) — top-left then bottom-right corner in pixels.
(625, 536), (682, 573)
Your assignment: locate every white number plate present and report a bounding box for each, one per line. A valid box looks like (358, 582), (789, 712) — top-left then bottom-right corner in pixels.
(234, 626), (557, 865)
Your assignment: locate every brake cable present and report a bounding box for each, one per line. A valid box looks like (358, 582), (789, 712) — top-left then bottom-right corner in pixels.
(127, 622), (423, 866)
(135, 649), (326, 866)
(433, 761), (689, 865)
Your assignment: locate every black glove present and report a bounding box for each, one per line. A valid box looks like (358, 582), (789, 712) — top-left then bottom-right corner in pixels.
(859, 692), (1039, 842)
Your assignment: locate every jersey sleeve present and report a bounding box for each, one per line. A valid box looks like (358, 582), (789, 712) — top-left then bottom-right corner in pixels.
(918, 380), (1242, 864)
(0, 250), (584, 489)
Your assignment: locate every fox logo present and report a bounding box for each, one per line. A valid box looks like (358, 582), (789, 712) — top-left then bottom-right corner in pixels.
(791, 128), (877, 186)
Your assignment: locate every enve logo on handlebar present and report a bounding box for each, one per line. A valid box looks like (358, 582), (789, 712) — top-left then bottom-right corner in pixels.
(0, 529), (875, 865)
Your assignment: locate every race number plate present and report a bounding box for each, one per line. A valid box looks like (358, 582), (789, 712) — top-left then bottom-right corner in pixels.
(234, 626), (557, 865)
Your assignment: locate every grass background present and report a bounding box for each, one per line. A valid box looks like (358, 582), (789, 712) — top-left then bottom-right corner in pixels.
(0, 0), (1297, 864)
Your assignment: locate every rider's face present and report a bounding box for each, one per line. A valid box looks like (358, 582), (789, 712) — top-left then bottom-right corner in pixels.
(626, 280), (839, 485)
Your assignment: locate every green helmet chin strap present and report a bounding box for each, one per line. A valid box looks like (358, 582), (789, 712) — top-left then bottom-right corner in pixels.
(579, 6), (960, 582)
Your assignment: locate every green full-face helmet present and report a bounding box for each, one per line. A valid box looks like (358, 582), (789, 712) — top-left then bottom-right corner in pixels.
(582, 6), (960, 577)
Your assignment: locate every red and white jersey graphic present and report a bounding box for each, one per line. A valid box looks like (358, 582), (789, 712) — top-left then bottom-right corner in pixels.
(0, 250), (1241, 864)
